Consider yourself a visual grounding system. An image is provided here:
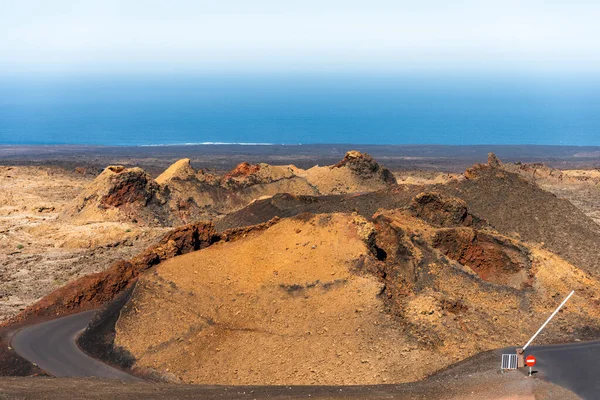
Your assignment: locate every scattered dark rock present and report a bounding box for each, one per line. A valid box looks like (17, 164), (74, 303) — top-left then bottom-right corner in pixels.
(408, 192), (481, 228)
(334, 150), (396, 184)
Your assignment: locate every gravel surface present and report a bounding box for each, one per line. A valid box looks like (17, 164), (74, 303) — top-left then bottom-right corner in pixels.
(0, 369), (578, 399)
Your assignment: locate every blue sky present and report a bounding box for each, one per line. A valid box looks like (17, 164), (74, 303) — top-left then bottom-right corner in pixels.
(2, 0), (600, 76)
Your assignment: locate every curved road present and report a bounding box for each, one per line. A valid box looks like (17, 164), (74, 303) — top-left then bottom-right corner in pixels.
(11, 310), (600, 398)
(11, 310), (139, 380)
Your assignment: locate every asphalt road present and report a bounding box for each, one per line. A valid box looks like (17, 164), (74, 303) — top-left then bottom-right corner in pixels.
(10, 309), (600, 398)
(10, 310), (139, 380)
(526, 341), (600, 400)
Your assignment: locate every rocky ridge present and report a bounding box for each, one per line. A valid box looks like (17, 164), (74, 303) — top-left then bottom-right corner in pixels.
(62, 152), (396, 226)
(443, 153), (600, 275)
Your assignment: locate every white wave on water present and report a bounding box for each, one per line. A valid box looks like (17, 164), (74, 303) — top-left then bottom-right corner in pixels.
(139, 142), (285, 147)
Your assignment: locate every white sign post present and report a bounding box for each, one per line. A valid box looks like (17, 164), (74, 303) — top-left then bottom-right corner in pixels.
(522, 290), (575, 351)
(512, 290), (574, 371)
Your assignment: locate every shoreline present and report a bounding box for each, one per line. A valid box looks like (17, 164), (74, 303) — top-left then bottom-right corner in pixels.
(2, 144), (599, 175)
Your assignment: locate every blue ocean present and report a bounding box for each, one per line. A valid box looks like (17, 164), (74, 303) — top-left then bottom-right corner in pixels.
(1, 74), (599, 146)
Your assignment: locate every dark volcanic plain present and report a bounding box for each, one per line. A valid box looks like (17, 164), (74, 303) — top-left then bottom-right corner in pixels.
(2, 144), (600, 175)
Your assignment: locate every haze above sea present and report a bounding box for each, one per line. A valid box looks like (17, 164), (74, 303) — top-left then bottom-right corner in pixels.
(1, 74), (599, 146)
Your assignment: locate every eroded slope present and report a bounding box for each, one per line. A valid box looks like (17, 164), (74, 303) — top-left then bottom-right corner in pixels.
(112, 211), (600, 385)
(442, 156), (600, 275)
(114, 214), (429, 385)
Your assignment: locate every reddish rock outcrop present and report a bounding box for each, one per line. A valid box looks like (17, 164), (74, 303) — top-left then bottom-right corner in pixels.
(62, 165), (170, 225)
(225, 162), (262, 178)
(432, 228), (531, 287)
(220, 162), (265, 189)
(100, 167), (161, 208)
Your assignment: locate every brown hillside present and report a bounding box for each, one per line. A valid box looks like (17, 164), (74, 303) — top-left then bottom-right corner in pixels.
(431, 228), (531, 288)
(334, 150), (397, 183)
(503, 161), (600, 224)
(110, 212), (600, 385)
(441, 154), (600, 275)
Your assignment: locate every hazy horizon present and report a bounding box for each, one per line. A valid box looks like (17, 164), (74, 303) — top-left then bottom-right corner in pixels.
(2, 1), (600, 76)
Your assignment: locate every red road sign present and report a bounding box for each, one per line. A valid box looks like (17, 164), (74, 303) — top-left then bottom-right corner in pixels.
(525, 355), (537, 367)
